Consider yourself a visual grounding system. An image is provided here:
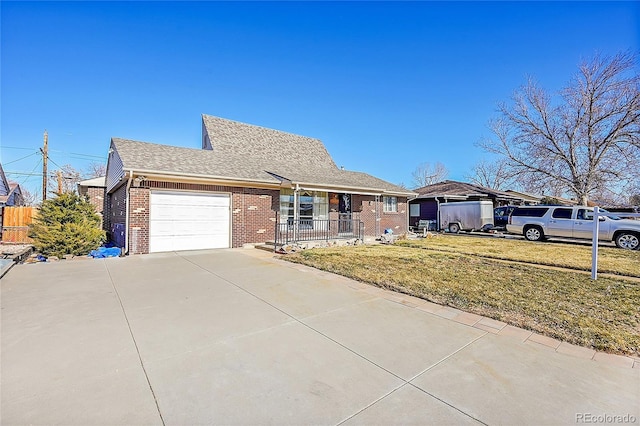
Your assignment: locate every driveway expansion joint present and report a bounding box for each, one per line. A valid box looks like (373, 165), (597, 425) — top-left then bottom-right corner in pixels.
(103, 261), (166, 426)
(181, 253), (489, 425)
(268, 251), (638, 370)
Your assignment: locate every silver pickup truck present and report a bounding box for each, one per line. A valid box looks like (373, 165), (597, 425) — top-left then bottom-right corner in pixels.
(506, 206), (640, 250)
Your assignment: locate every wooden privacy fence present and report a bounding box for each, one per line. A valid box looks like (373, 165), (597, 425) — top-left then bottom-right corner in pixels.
(1, 206), (36, 243)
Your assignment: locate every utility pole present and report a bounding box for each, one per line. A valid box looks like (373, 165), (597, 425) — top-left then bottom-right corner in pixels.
(41, 130), (48, 201)
(56, 170), (63, 195)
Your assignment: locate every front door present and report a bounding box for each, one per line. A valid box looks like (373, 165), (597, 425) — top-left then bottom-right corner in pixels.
(338, 194), (352, 233)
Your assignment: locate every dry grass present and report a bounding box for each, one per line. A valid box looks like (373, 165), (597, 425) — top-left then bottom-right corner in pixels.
(286, 244), (640, 356)
(396, 235), (640, 277)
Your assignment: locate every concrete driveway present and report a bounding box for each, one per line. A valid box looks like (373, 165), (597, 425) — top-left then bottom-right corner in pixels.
(1, 249), (638, 425)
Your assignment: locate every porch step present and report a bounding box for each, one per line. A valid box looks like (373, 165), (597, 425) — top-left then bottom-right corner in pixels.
(255, 243), (279, 253)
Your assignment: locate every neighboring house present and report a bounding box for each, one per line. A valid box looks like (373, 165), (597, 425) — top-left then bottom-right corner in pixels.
(0, 163), (25, 208)
(0, 165), (26, 208)
(504, 189), (543, 205)
(0, 163), (11, 210)
(409, 180), (524, 228)
(104, 115), (415, 254)
(505, 189), (578, 206)
(78, 176), (107, 221)
(0, 163), (26, 240)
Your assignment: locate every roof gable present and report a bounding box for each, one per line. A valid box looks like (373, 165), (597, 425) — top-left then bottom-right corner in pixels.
(0, 163), (10, 196)
(0, 182), (24, 206)
(202, 115), (337, 170)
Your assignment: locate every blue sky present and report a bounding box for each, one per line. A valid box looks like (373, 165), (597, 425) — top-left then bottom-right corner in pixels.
(1, 1), (638, 199)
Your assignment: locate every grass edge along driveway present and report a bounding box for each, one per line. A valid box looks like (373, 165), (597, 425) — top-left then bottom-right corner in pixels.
(396, 235), (640, 278)
(285, 244), (640, 356)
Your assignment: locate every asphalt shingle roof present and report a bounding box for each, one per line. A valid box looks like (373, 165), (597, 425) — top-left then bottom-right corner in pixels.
(111, 115), (413, 195)
(414, 180), (522, 200)
(112, 138), (279, 183)
(202, 115), (338, 171)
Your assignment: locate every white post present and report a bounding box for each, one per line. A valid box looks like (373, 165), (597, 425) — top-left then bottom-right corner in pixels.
(591, 206), (600, 280)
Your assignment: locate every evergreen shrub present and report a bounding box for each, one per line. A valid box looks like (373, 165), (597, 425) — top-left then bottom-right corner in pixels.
(29, 193), (106, 258)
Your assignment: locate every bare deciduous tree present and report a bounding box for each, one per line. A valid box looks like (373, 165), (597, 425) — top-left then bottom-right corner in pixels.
(466, 158), (516, 190)
(16, 185), (38, 206)
(46, 162), (106, 196)
(48, 164), (82, 195)
(411, 162), (448, 188)
(85, 162), (106, 178)
(481, 52), (640, 205)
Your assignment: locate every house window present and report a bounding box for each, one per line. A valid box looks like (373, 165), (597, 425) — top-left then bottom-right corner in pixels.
(279, 189), (328, 223)
(383, 196), (397, 213)
(280, 190), (295, 223)
(409, 204), (420, 216)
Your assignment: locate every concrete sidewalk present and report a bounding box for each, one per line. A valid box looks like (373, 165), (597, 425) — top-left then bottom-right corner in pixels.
(1, 249), (638, 425)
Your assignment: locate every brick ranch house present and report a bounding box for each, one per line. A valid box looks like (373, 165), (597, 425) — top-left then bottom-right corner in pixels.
(104, 115), (415, 254)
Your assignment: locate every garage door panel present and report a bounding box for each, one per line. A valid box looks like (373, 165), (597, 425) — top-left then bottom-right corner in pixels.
(171, 221), (226, 235)
(149, 191), (230, 253)
(154, 220), (229, 237)
(209, 208), (230, 221)
(174, 207), (226, 220)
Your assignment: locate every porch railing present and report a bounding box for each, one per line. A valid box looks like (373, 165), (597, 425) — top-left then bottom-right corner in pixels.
(275, 218), (364, 249)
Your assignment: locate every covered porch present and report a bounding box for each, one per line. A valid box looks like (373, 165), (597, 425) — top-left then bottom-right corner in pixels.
(275, 188), (368, 247)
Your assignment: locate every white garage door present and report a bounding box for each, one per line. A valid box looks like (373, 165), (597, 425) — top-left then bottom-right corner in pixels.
(149, 191), (230, 253)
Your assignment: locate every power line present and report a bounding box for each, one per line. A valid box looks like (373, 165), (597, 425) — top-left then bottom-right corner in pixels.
(0, 146), (38, 151)
(4, 171), (44, 177)
(49, 149), (106, 160)
(67, 154), (108, 162)
(2, 151), (40, 165)
(45, 154), (66, 171)
(2, 145), (107, 160)
(19, 157), (42, 187)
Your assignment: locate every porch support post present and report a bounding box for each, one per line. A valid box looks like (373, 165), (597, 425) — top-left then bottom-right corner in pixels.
(293, 185), (299, 242)
(375, 195), (380, 237)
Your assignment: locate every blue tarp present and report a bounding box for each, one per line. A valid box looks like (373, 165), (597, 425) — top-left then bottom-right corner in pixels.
(89, 247), (121, 258)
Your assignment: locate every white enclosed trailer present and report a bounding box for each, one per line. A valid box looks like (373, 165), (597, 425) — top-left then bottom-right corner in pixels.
(439, 200), (494, 233)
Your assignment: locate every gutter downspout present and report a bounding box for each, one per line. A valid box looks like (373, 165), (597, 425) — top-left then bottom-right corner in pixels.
(436, 197), (441, 231)
(124, 170), (133, 255)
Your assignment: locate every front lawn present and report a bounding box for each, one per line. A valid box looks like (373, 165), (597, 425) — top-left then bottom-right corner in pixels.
(396, 234), (640, 277)
(285, 244), (640, 356)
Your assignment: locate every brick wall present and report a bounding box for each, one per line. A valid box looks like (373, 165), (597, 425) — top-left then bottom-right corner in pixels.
(85, 186), (106, 228)
(140, 181), (278, 252)
(381, 197), (408, 234)
(85, 187), (105, 215)
(129, 187), (150, 254)
(231, 187), (279, 248)
(353, 195), (408, 237)
(107, 179), (408, 254)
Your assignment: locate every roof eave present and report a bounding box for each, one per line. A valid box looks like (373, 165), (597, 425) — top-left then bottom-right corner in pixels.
(288, 180), (415, 197)
(124, 168), (281, 188)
